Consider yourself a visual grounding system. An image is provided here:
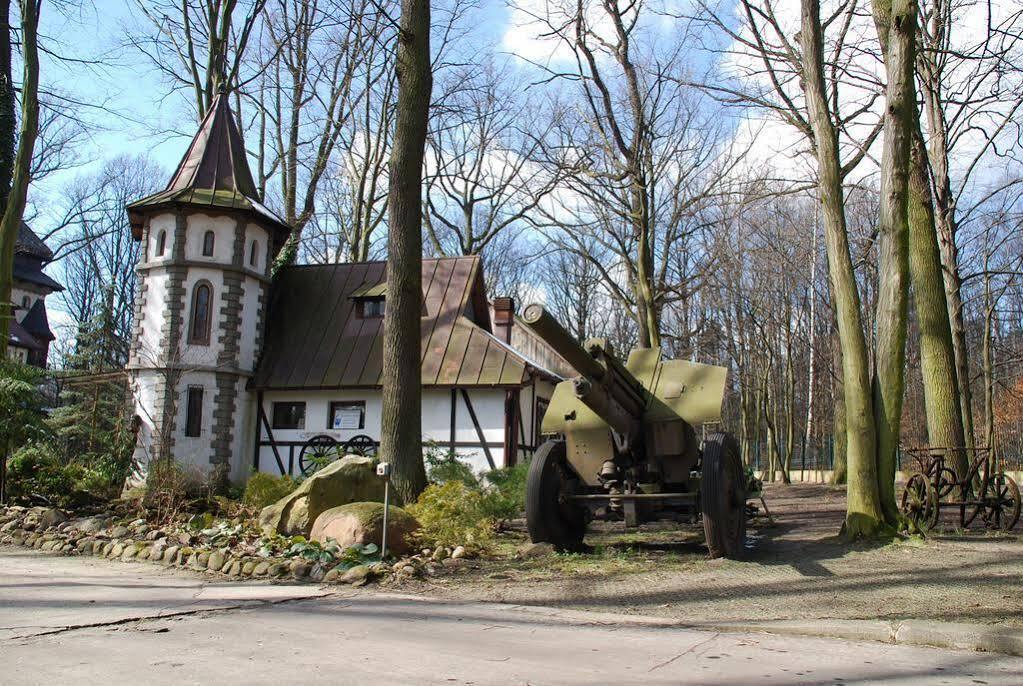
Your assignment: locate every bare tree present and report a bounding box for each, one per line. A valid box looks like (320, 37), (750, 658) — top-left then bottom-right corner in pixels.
(380, 0), (432, 504)
(130, 0), (268, 118)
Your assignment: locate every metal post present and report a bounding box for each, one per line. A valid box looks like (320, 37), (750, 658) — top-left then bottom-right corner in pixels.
(381, 478), (390, 559)
(376, 461), (392, 559)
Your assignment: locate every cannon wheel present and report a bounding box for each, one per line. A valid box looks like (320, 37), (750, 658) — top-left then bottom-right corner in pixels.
(900, 472), (939, 530)
(525, 439), (586, 551)
(701, 432), (747, 559)
(299, 435), (340, 475)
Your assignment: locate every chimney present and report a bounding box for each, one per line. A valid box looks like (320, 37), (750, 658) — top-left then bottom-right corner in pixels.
(493, 297), (515, 344)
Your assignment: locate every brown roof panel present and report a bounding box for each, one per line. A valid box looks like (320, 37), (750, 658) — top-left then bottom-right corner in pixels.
(456, 326), (489, 385)
(251, 255), (543, 390)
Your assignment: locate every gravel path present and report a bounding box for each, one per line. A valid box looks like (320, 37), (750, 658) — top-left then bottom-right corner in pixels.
(403, 483), (1023, 627)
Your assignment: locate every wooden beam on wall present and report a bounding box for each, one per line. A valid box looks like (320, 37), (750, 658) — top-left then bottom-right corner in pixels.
(460, 388), (496, 470)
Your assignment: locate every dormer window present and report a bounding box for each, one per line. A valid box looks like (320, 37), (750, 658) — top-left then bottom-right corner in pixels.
(155, 230), (166, 257)
(356, 296), (385, 319)
(202, 230), (215, 257)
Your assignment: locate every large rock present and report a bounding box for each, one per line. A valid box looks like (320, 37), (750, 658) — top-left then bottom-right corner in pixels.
(310, 502), (419, 556)
(258, 456), (384, 536)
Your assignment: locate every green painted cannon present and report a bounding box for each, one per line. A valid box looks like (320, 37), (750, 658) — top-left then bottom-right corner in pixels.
(522, 304), (746, 558)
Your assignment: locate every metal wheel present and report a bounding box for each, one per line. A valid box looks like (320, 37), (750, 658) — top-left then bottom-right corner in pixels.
(298, 435), (340, 475)
(700, 432), (747, 559)
(343, 434), (378, 457)
(900, 472), (939, 530)
(525, 439), (587, 551)
(935, 466), (958, 501)
(977, 473), (1021, 531)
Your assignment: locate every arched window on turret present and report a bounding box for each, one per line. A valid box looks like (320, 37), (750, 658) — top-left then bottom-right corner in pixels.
(188, 282), (213, 345)
(155, 230), (166, 257)
(249, 240), (259, 268)
(202, 230), (215, 257)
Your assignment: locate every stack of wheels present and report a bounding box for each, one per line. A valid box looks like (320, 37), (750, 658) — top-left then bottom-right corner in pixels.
(900, 472), (939, 530)
(298, 435), (339, 475)
(700, 432), (747, 559)
(972, 472), (1021, 531)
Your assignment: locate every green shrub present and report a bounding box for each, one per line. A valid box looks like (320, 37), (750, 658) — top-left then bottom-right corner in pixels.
(243, 472), (298, 509)
(5, 444), (106, 508)
(480, 460), (530, 521)
(424, 444), (479, 488)
(406, 481), (496, 554)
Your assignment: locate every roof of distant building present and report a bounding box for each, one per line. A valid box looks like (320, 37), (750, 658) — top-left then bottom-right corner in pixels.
(7, 317), (43, 351)
(16, 222), (53, 261)
(21, 299), (55, 342)
(14, 253), (63, 292)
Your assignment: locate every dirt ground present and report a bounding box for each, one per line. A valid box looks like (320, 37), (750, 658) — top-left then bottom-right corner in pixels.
(400, 483), (1023, 627)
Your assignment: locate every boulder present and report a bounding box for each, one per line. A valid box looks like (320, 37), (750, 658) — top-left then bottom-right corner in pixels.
(39, 509), (67, 530)
(310, 502), (419, 556)
(258, 456), (384, 536)
(70, 517), (109, 534)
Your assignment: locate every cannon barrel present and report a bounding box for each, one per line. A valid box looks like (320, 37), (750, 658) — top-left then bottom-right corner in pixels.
(522, 304), (606, 380)
(523, 304), (646, 441)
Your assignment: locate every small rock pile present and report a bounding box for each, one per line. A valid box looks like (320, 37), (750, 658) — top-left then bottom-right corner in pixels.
(0, 505), (476, 587)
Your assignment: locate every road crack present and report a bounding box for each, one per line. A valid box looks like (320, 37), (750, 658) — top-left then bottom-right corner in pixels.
(648, 632), (720, 672)
(7, 594), (326, 641)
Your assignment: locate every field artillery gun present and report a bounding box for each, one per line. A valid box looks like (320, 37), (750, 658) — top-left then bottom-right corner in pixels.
(522, 304), (746, 558)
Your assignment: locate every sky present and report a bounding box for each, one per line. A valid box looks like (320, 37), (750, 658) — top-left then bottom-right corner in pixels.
(26, 0), (1023, 355)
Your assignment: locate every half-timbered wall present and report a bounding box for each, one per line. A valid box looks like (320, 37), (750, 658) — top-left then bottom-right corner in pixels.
(252, 377), (556, 477)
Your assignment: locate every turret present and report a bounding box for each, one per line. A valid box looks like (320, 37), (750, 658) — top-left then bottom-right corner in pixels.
(125, 92), (292, 483)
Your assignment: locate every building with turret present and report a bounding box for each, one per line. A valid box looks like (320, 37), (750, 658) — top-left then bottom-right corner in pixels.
(126, 93), (568, 484)
(8, 222), (62, 367)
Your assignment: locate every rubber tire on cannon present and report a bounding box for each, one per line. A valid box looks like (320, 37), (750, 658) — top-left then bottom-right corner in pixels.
(525, 439), (587, 551)
(701, 432), (747, 559)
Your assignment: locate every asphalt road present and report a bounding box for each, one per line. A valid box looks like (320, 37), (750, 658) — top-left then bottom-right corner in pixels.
(1, 546), (1020, 685)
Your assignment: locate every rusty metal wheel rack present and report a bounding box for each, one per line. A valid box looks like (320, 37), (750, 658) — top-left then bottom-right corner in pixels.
(899, 446), (1021, 532)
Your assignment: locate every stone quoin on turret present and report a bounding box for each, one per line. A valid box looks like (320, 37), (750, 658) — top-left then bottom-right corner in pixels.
(125, 92), (292, 483)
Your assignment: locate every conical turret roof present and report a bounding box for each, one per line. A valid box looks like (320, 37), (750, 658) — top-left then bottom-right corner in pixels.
(127, 92), (291, 241)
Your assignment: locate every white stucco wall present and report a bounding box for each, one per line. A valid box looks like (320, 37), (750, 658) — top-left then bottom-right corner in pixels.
(147, 213), (176, 262)
(253, 380), (557, 478)
(184, 214), (235, 261)
(130, 211), (273, 484)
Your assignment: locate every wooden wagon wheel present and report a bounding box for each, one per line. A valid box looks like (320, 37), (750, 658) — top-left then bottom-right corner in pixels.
(974, 473), (1021, 532)
(343, 434), (378, 457)
(900, 472), (939, 531)
(299, 435), (340, 475)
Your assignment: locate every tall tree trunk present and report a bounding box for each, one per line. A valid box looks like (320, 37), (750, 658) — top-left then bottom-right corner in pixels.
(831, 348), (848, 485)
(907, 113), (967, 477)
(379, 0), (431, 504)
(0, 0), (13, 214)
(0, 0), (41, 361)
(803, 221), (819, 480)
(870, 0), (916, 527)
(982, 266), (995, 451)
(800, 0), (883, 535)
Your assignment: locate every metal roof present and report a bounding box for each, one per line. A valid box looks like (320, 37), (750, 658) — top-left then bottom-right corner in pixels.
(20, 299), (55, 342)
(251, 255), (556, 390)
(7, 318), (42, 351)
(13, 254), (63, 292)
(126, 92), (291, 240)
(16, 222), (52, 260)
